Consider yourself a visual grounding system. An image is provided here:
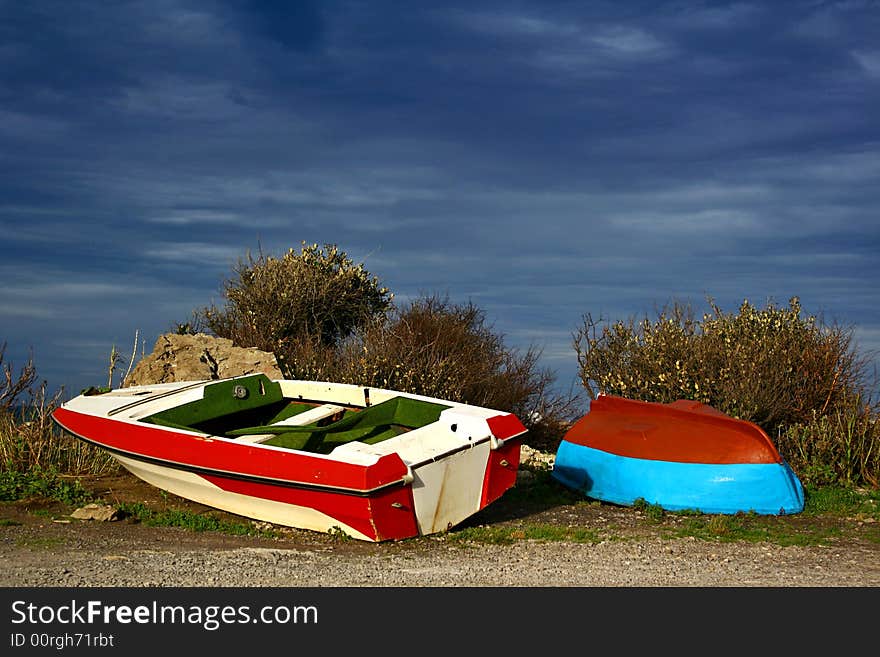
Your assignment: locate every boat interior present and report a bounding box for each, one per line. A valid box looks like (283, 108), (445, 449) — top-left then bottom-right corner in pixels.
(141, 374), (450, 454)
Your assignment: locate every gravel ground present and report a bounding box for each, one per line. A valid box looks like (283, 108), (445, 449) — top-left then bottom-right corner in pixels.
(3, 530), (878, 587)
(1, 464), (878, 587)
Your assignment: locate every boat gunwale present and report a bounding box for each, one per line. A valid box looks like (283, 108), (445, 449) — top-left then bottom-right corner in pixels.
(106, 379), (220, 416)
(53, 412), (416, 496)
(52, 406), (522, 495)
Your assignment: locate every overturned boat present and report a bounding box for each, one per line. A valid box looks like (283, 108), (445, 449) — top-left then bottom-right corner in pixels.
(52, 373), (527, 541)
(552, 394), (804, 515)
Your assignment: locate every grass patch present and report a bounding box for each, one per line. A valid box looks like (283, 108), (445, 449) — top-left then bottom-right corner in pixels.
(0, 517), (21, 527)
(15, 536), (65, 549)
(461, 483), (878, 547)
(624, 486), (880, 547)
(450, 523), (603, 545)
(663, 514), (847, 547)
(802, 486), (880, 518)
(0, 468), (95, 506)
(632, 498), (670, 521)
(116, 502), (279, 538)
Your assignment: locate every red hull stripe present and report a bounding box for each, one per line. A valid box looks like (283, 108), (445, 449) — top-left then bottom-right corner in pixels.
(200, 472), (419, 541)
(53, 407), (410, 492)
(563, 395), (782, 465)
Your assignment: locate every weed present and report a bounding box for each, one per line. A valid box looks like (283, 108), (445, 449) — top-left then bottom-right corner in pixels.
(0, 344), (117, 476)
(450, 523), (602, 545)
(15, 536), (64, 549)
(326, 525), (352, 541)
(632, 498), (667, 521)
(705, 515), (734, 536)
(802, 486), (880, 519)
(115, 502), (277, 537)
(0, 468), (94, 506)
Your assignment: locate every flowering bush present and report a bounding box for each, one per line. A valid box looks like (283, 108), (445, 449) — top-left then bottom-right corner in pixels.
(332, 295), (579, 450)
(194, 242), (393, 369)
(574, 296), (878, 486)
(188, 250), (579, 452)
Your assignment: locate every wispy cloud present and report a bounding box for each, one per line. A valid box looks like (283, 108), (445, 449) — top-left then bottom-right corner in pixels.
(668, 3), (761, 30)
(852, 50), (880, 77)
(115, 78), (251, 121)
(608, 209), (760, 234)
(588, 25), (669, 57)
(147, 210), (246, 225)
(0, 109), (70, 140)
(142, 242), (244, 266)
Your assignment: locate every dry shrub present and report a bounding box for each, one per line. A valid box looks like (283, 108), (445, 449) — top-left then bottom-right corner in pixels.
(187, 244), (580, 451)
(574, 296), (878, 486)
(334, 295), (580, 451)
(0, 345), (116, 475)
(1, 342), (38, 413)
(776, 395), (879, 488)
(276, 334), (341, 382)
(195, 242), (393, 364)
(574, 296), (870, 433)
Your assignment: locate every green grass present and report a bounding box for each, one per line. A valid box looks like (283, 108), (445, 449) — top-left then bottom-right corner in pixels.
(451, 523), (603, 545)
(499, 469), (583, 507)
(451, 462), (879, 547)
(632, 498), (670, 521)
(1, 460), (876, 547)
(661, 515), (845, 546)
(0, 468), (95, 506)
(802, 486), (879, 517)
(633, 486), (879, 547)
(115, 502), (280, 538)
(15, 536), (65, 549)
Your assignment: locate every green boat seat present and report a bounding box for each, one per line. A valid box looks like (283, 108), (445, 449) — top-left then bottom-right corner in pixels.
(143, 374), (284, 431)
(228, 396), (450, 454)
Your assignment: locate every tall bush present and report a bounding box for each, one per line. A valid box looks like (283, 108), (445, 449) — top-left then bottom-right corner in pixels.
(574, 297), (868, 431)
(196, 243), (393, 372)
(336, 295), (580, 451)
(185, 247), (579, 451)
(573, 296), (878, 486)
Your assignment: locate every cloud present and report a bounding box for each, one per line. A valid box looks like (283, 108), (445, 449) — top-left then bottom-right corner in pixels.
(588, 25), (669, 57)
(1, 0), (877, 397)
(668, 3), (761, 30)
(146, 210), (246, 225)
(142, 242), (245, 266)
(608, 209), (760, 234)
(454, 9), (673, 78)
(114, 78), (251, 121)
(0, 109), (70, 140)
(852, 50), (880, 77)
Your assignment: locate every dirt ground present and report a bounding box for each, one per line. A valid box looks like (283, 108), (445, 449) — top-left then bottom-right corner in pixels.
(1, 471), (879, 587)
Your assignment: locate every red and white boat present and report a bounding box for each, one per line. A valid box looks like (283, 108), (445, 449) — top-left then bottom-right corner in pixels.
(52, 373), (527, 541)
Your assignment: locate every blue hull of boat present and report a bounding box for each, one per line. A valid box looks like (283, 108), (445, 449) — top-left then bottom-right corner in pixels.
(552, 441), (805, 515)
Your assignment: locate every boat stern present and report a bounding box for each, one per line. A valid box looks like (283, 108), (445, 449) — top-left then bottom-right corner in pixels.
(409, 409), (526, 535)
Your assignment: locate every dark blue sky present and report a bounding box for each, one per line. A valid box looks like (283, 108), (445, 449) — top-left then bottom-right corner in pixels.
(2, 1), (878, 403)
